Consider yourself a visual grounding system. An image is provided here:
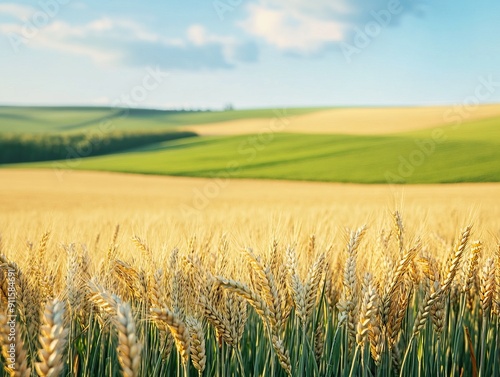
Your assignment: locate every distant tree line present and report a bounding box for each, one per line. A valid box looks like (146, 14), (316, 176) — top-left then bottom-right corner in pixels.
(0, 130), (197, 164)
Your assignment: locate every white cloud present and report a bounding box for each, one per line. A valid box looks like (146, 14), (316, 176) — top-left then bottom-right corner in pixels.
(186, 24), (248, 62)
(0, 15), (258, 69)
(91, 96), (111, 105)
(241, 0), (423, 54)
(187, 25), (207, 46)
(35, 28), (121, 65)
(241, 4), (345, 53)
(2, 19), (121, 63)
(87, 18), (114, 32)
(187, 24), (236, 46)
(0, 3), (34, 20)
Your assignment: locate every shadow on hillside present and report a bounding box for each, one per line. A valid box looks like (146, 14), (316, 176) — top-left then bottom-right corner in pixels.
(119, 136), (213, 154)
(56, 110), (125, 131)
(0, 112), (35, 121)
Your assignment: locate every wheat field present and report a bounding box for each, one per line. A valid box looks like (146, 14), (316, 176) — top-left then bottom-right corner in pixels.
(183, 104), (500, 136)
(1, 170), (499, 376)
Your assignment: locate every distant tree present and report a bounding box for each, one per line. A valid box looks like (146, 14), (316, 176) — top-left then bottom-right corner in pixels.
(224, 103), (234, 111)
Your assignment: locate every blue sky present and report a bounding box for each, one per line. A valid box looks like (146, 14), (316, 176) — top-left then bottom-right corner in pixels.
(0, 0), (499, 109)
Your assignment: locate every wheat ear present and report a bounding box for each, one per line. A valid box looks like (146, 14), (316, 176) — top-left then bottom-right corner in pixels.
(186, 316), (206, 374)
(115, 303), (142, 377)
(35, 299), (68, 377)
(150, 308), (190, 365)
(441, 225), (472, 293)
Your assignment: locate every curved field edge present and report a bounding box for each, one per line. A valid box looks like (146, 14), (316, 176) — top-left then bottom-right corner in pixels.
(11, 115), (500, 184)
(181, 104), (500, 136)
(0, 130), (198, 164)
(0, 106), (327, 134)
(3, 104), (500, 136)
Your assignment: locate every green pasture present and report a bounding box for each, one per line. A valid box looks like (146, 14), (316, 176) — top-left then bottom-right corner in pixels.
(9, 115), (499, 184)
(0, 106), (325, 134)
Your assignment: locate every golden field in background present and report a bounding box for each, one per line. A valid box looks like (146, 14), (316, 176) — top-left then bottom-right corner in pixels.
(183, 104), (500, 136)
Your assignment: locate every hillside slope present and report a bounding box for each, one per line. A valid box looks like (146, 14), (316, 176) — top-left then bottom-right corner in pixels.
(15, 116), (500, 184)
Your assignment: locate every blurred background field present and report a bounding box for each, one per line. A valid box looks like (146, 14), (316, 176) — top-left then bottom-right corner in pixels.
(2, 105), (500, 184)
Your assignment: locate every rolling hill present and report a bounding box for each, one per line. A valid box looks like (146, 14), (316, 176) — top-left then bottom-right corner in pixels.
(0, 106), (324, 134)
(2, 105), (500, 184)
(9, 115), (500, 184)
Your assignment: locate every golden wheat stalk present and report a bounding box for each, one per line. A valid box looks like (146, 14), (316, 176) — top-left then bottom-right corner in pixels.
(338, 227), (365, 348)
(441, 225), (472, 293)
(103, 225), (120, 278)
(115, 303), (142, 377)
(270, 331), (292, 376)
(412, 276), (442, 337)
(356, 274), (379, 347)
(149, 269), (166, 309)
(150, 307), (190, 365)
(186, 316), (206, 373)
(87, 280), (120, 317)
(285, 246), (306, 323)
(382, 243), (419, 325)
(170, 270), (186, 318)
(430, 279), (445, 336)
(65, 244), (91, 320)
(216, 276), (291, 375)
(131, 235), (154, 268)
(34, 232), (53, 303)
(269, 239), (280, 275)
(464, 240), (482, 288)
(303, 253), (325, 321)
(244, 248), (282, 329)
(35, 299), (68, 377)
(113, 260), (143, 302)
(464, 241), (482, 296)
(370, 315), (384, 366)
(386, 281), (411, 348)
(198, 294), (234, 346)
(307, 234), (316, 257)
(270, 242), (293, 322)
(480, 258), (495, 318)
(183, 254), (217, 306)
(225, 291), (247, 345)
(393, 211), (405, 255)
(216, 277), (271, 322)
(65, 244), (79, 311)
(314, 319), (325, 365)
